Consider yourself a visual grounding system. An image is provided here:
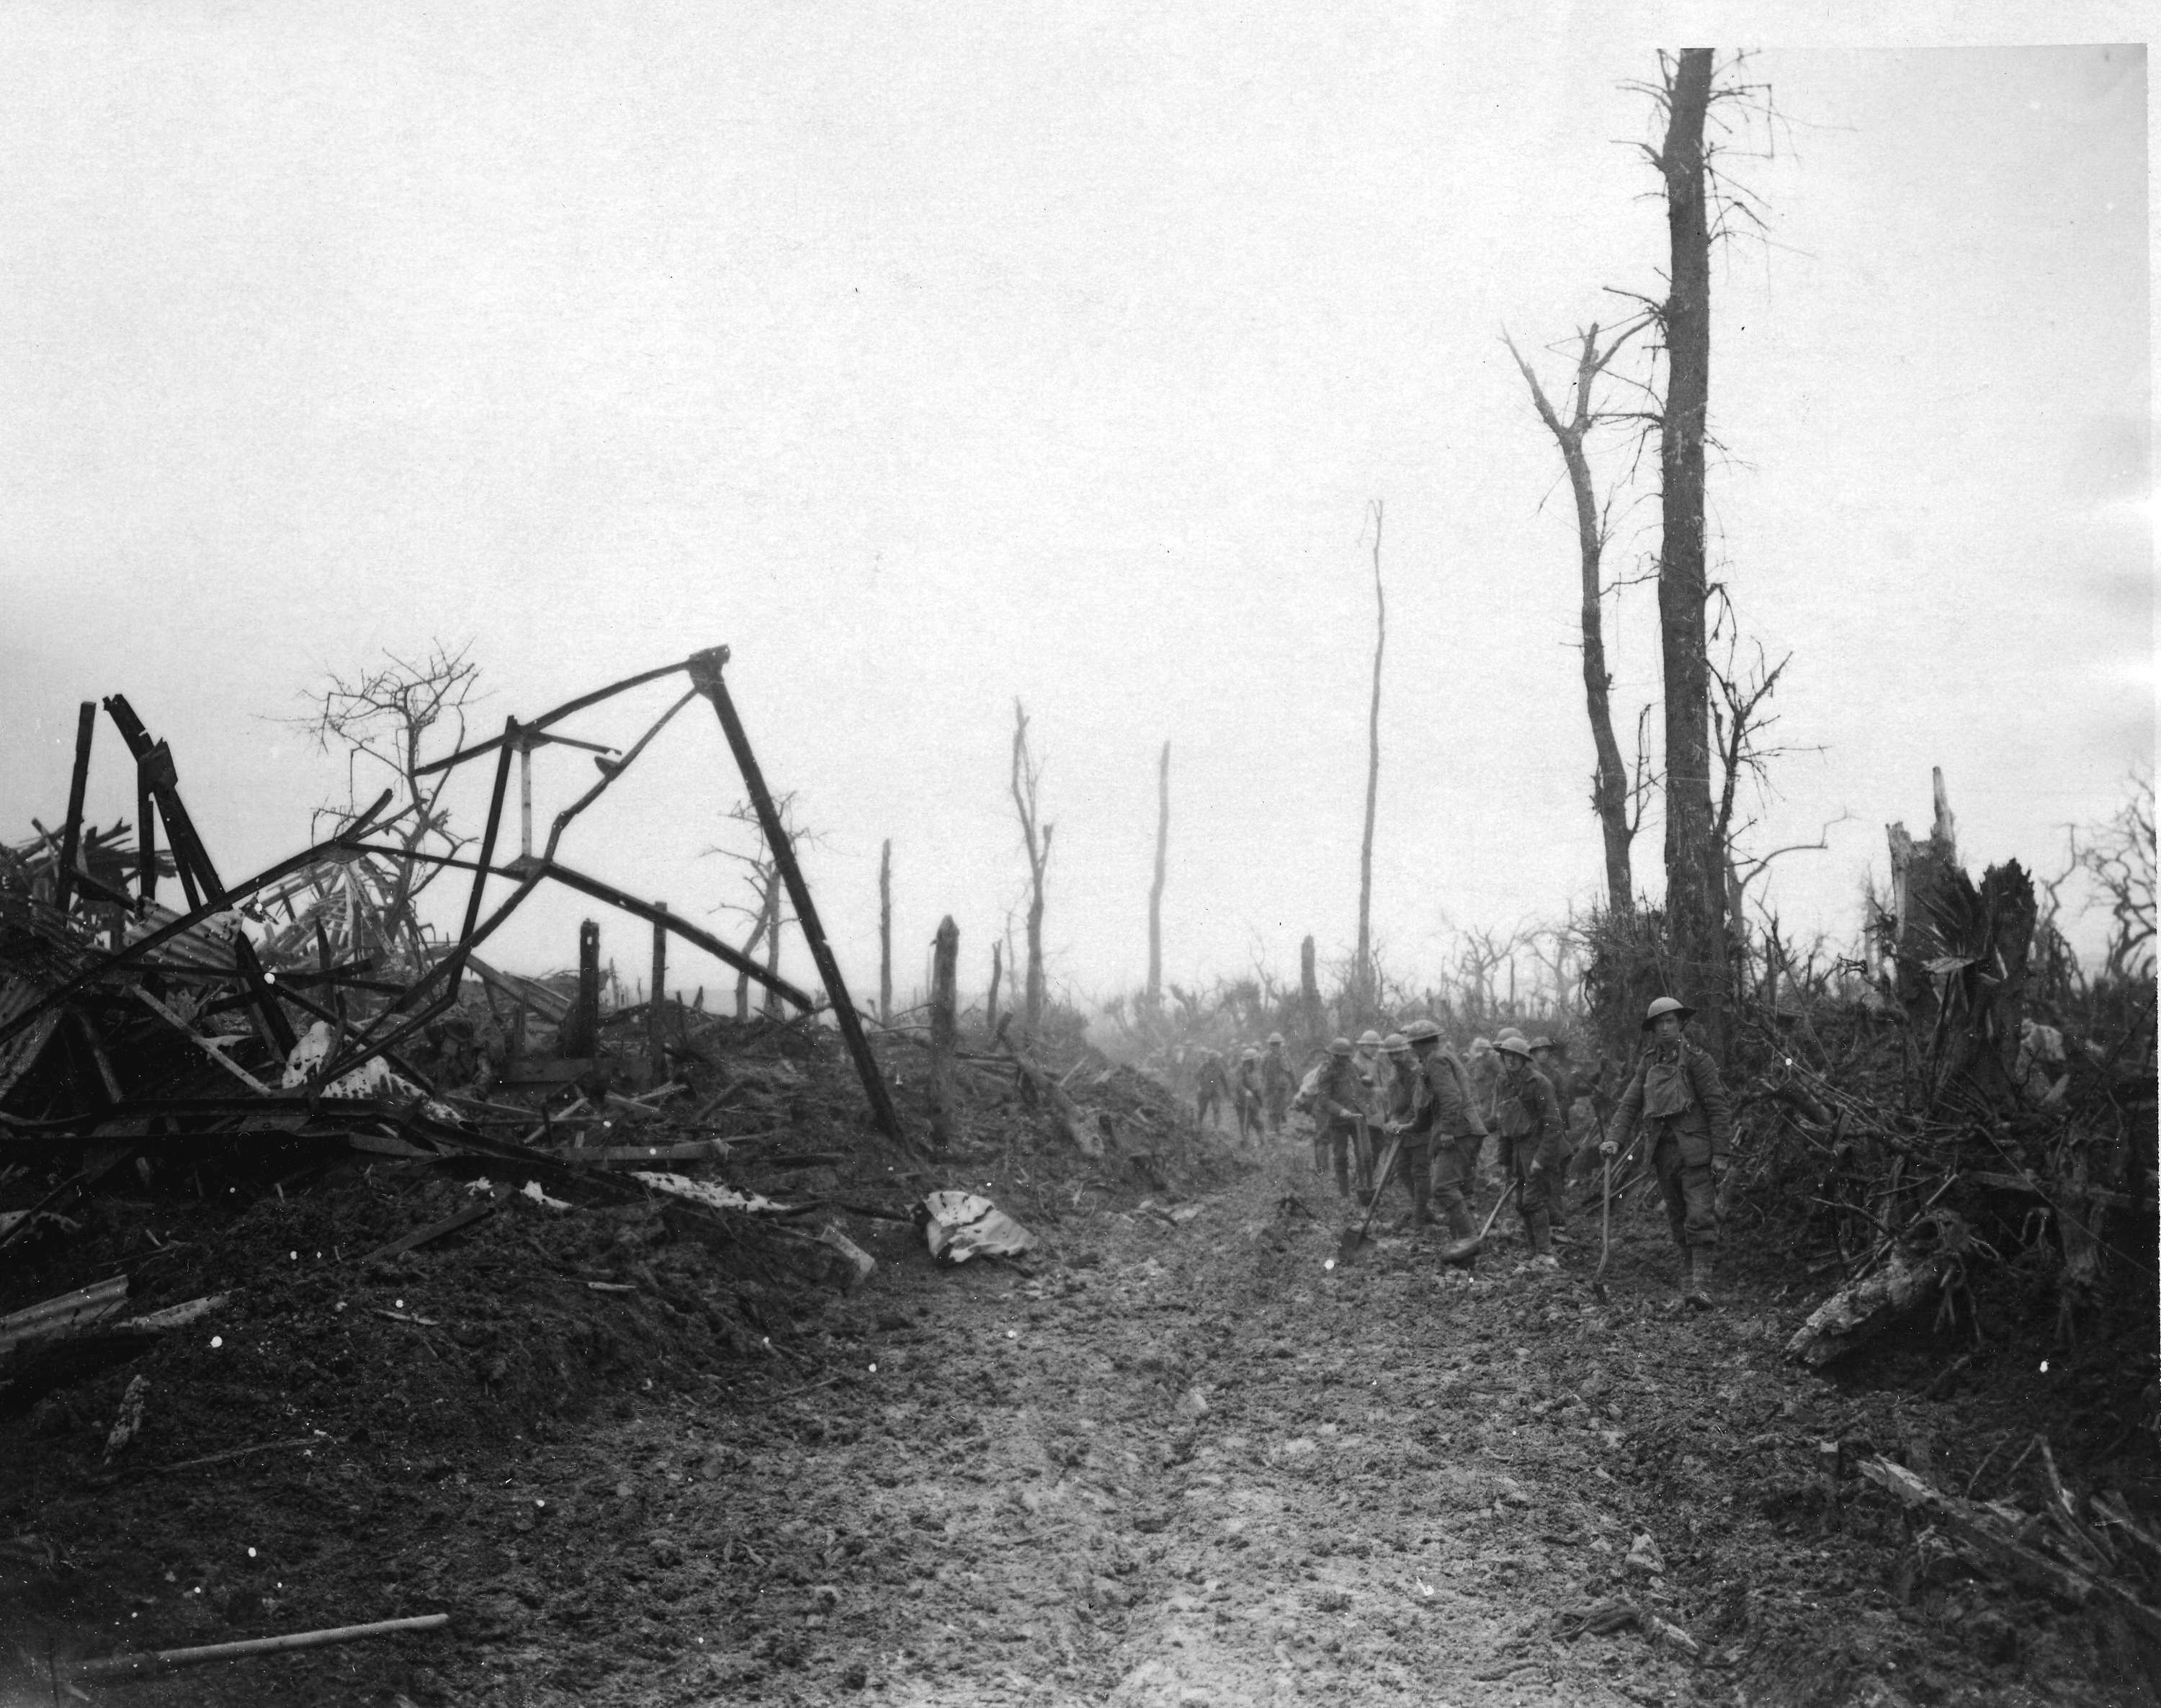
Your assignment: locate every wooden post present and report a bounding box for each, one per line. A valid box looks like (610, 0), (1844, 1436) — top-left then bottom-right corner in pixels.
(879, 839), (893, 1024)
(562, 920), (601, 1058)
(1147, 741), (1168, 1011)
(686, 648), (908, 1148)
(929, 916), (958, 1149)
(648, 903), (668, 1076)
(54, 702), (95, 914)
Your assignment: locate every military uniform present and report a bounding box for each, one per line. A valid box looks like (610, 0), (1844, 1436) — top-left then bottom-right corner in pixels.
(1493, 1059), (1565, 1256)
(1312, 1052), (1367, 1198)
(1607, 1038), (1732, 1261)
(1261, 1045), (1297, 1135)
(1193, 1051), (1230, 1132)
(1410, 1037), (1487, 1240)
(1233, 1055), (1266, 1143)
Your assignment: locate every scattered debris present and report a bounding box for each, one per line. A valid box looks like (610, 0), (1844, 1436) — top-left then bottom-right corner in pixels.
(68, 1612), (452, 1680)
(916, 1192), (1038, 1265)
(100, 1374), (149, 1461)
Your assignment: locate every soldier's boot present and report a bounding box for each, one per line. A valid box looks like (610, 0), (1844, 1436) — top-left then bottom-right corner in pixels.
(1685, 1246), (1714, 1310)
(1312, 1137), (1328, 1176)
(1409, 1173), (1433, 1230)
(1675, 1246), (1696, 1303)
(1444, 1198), (1475, 1243)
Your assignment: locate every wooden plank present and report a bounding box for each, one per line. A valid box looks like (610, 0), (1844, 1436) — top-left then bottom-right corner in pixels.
(354, 1194), (502, 1264)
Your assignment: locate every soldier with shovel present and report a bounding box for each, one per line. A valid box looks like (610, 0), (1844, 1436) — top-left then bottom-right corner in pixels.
(1399, 1018), (1486, 1243)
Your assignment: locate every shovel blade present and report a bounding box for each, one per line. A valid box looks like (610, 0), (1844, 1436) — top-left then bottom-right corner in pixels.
(1334, 1226), (1369, 1264)
(1437, 1233), (1484, 1266)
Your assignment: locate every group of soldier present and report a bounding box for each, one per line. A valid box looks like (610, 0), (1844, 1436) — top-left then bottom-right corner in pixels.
(1184, 998), (1732, 1305)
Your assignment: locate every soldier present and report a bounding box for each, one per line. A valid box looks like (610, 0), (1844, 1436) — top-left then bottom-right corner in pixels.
(1528, 1037), (1577, 1240)
(1398, 1018), (1485, 1240)
(1311, 1037), (1367, 1200)
(1493, 1036), (1565, 1267)
(1232, 1047), (1266, 1145)
(1354, 1028), (1388, 1185)
(1599, 996), (1732, 1308)
(1261, 1032), (1297, 1136)
(1193, 1047), (1230, 1133)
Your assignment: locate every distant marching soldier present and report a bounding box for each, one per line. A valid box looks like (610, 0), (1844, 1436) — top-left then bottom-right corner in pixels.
(1493, 1036), (1565, 1266)
(1311, 1037), (1368, 1200)
(1193, 1048), (1231, 1134)
(1261, 1032), (1297, 1137)
(1527, 1037), (1578, 1241)
(1354, 1028), (1388, 1186)
(1599, 996), (1733, 1308)
(1395, 1019), (1485, 1240)
(1369, 1030), (1427, 1228)
(1233, 1047), (1266, 1145)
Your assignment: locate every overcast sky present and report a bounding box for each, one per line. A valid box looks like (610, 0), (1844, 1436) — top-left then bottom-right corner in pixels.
(0, 5), (2149, 1014)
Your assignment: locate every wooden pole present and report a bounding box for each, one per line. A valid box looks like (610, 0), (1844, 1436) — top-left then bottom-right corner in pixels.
(929, 916), (958, 1150)
(879, 839), (893, 1024)
(563, 920), (601, 1058)
(1147, 741), (1168, 1011)
(686, 648), (909, 1148)
(71, 1613), (450, 1679)
(648, 903), (668, 1076)
(54, 702), (95, 914)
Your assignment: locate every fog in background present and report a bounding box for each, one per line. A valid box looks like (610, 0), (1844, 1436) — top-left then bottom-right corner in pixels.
(0, 8), (2148, 1014)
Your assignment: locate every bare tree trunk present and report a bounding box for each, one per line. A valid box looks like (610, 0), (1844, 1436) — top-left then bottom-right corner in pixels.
(1655, 47), (1727, 1045)
(928, 916), (958, 1149)
(1506, 328), (1639, 913)
(648, 904), (668, 1076)
(878, 839), (893, 1024)
(1011, 702), (1054, 1035)
(760, 885), (783, 1020)
(987, 940), (1003, 1038)
(1147, 741), (1168, 1011)
(563, 919), (601, 1057)
(1356, 501), (1384, 1016)
(1299, 935), (1320, 1045)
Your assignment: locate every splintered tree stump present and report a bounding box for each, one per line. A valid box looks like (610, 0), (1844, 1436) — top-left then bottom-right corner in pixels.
(927, 917), (959, 1150)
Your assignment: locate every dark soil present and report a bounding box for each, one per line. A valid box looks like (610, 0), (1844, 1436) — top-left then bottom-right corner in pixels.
(1, 1037), (2155, 1707)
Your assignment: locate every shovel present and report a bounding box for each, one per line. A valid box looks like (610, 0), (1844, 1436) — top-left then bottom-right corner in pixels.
(1333, 1130), (1404, 1265)
(1437, 1177), (1521, 1267)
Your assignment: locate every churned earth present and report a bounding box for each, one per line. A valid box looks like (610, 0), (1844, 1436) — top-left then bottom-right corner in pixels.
(9, 1124), (2155, 1707)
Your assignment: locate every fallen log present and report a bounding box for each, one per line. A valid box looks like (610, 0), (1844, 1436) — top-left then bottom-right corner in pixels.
(1785, 1209), (1988, 1366)
(0, 1276), (130, 1357)
(1002, 1045), (1101, 1157)
(69, 1612), (450, 1679)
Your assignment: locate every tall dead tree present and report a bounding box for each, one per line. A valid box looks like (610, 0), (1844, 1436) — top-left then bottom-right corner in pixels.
(878, 839), (893, 1024)
(1355, 500), (1385, 1016)
(710, 792), (814, 1021)
(1010, 701), (1054, 1035)
(296, 640), (482, 967)
(1505, 328), (1645, 915)
(1299, 935), (1321, 1044)
(987, 940), (1003, 1038)
(1651, 48), (1729, 1041)
(1147, 741), (1169, 1013)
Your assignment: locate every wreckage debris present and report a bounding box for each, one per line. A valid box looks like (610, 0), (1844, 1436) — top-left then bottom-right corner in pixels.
(916, 1191), (1038, 1265)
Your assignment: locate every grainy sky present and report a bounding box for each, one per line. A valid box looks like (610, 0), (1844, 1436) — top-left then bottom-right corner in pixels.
(0, 5), (2149, 1012)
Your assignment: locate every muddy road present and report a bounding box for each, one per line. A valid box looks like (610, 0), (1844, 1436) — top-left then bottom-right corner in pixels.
(15, 1129), (2144, 1707)
(399, 1145), (2085, 1708)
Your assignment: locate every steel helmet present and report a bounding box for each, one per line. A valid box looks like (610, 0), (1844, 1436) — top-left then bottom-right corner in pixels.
(1328, 1037), (1354, 1057)
(1529, 1037), (1554, 1052)
(1497, 1036), (1535, 1061)
(1356, 1029), (1382, 1048)
(1267, 1032), (1285, 1046)
(1382, 1031), (1410, 1054)
(1497, 1027), (1526, 1045)
(1467, 1034), (1493, 1056)
(1403, 1018), (1442, 1045)
(1241, 1046), (1260, 1060)
(1642, 996), (1694, 1030)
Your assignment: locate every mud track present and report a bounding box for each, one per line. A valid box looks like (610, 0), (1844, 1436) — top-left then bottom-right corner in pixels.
(18, 1135), (2144, 1707)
